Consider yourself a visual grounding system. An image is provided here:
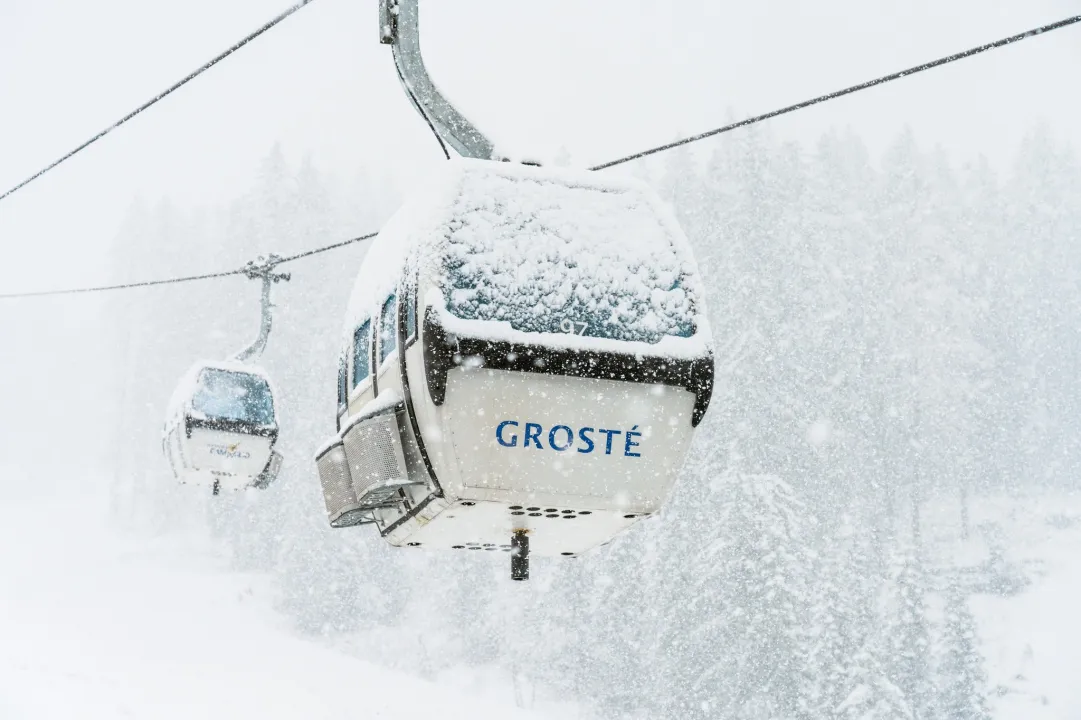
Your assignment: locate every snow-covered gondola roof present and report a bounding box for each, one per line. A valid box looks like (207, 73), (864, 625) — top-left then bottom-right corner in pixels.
(165, 359), (276, 421)
(344, 159), (711, 358)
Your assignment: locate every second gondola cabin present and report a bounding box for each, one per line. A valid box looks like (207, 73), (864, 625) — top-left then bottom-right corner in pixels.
(315, 159), (714, 574)
(164, 360), (282, 493)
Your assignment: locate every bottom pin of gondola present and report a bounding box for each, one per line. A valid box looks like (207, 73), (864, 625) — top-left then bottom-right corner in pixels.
(511, 529), (529, 582)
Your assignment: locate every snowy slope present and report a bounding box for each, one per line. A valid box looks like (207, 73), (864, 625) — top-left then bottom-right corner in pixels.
(0, 470), (550, 720)
(928, 491), (1081, 720)
(969, 494), (1081, 720)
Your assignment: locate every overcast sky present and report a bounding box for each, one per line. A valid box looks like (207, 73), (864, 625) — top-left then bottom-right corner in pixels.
(0, 0), (1079, 293)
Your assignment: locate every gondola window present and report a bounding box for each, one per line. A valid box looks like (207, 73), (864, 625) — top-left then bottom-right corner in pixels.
(191, 368), (274, 425)
(337, 354), (347, 410)
(352, 320), (371, 388)
(379, 294), (397, 364)
(404, 284), (416, 341)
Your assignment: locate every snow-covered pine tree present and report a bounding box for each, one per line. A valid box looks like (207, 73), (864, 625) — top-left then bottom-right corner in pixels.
(935, 578), (991, 720)
(657, 133), (710, 243)
(1002, 124), (1081, 489)
(105, 197), (156, 528)
(797, 127), (892, 535)
(884, 538), (932, 719)
(826, 515), (913, 720)
(570, 513), (666, 718)
(836, 646), (915, 720)
(242, 142), (299, 256)
(275, 512), (394, 637)
(500, 552), (592, 710)
(798, 509), (880, 719)
(696, 458), (809, 718)
(643, 430), (728, 720)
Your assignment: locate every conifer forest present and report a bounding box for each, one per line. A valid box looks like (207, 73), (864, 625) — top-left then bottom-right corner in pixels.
(74, 122), (1081, 719)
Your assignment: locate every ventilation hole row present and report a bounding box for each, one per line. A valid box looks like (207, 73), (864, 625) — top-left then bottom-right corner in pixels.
(509, 505), (594, 519)
(445, 543), (576, 558)
(451, 542), (513, 552)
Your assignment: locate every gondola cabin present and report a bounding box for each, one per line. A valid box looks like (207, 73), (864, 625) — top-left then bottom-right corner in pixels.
(164, 360), (282, 493)
(315, 159), (714, 576)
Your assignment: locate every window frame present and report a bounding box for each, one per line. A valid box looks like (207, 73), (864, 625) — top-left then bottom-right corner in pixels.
(402, 271), (418, 349)
(378, 293), (398, 368)
(351, 319), (373, 390)
(336, 352), (348, 412)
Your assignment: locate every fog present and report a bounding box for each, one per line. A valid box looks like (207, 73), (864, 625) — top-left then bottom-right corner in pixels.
(1, 1), (1080, 717)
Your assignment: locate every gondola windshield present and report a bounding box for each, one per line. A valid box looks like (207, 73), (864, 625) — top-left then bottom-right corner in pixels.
(438, 169), (701, 344)
(191, 368), (275, 426)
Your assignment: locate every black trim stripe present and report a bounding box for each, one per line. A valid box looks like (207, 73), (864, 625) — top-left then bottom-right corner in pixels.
(185, 415), (279, 440)
(422, 309), (715, 426)
(370, 313), (380, 396)
(398, 273), (444, 496)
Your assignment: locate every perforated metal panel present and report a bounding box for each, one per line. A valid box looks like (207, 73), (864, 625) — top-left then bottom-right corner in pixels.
(341, 408), (413, 507)
(316, 441), (372, 528)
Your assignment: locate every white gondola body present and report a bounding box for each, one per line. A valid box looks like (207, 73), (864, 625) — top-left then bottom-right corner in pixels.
(316, 159), (714, 557)
(164, 361), (281, 492)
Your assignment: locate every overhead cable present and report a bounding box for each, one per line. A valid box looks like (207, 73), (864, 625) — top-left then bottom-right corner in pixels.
(276, 231), (380, 263)
(0, 232), (378, 299)
(2, 13), (1079, 300)
(589, 14), (1081, 170)
(0, 0), (320, 204)
(0, 268), (244, 299)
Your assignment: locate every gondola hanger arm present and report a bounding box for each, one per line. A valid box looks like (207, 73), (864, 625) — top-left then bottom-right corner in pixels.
(234, 253), (290, 363)
(379, 0), (496, 160)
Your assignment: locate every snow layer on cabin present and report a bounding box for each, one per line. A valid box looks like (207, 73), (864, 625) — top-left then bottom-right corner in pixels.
(341, 171), (448, 341)
(342, 160), (708, 351)
(437, 164), (703, 345)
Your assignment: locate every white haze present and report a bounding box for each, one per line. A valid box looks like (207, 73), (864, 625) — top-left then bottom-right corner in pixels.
(1, 0), (1081, 717)
(1, 0), (1079, 290)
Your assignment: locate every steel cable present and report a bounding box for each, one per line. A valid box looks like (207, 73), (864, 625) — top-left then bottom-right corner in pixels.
(2, 13), (1078, 299)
